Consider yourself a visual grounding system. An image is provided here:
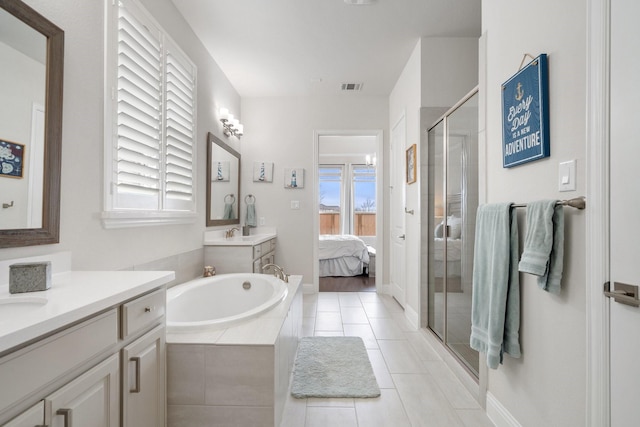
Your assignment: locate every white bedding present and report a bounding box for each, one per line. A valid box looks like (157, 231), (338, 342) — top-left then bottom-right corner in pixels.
(433, 238), (462, 261)
(433, 238), (462, 277)
(319, 235), (370, 277)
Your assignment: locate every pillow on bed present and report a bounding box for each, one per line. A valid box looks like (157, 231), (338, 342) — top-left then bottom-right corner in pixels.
(448, 216), (462, 239)
(434, 222), (444, 238)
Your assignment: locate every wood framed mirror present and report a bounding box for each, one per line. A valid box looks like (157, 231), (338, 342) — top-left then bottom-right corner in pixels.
(0, 0), (64, 248)
(206, 132), (240, 227)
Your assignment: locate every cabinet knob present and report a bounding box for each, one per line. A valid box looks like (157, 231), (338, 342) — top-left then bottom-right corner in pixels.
(144, 306), (153, 313)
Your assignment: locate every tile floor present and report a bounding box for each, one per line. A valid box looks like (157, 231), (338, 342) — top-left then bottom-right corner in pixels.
(279, 292), (494, 427)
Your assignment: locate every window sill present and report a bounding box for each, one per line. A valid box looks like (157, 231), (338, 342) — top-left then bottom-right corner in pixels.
(101, 210), (198, 229)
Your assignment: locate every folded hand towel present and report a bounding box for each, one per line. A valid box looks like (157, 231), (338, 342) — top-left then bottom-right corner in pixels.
(470, 203), (521, 369)
(518, 200), (556, 276)
(246, 203), (257, 227)
(518, 200), (564, 293)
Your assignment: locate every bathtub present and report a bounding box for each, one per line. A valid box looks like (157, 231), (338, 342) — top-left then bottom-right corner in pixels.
(166, 273), (288, 332)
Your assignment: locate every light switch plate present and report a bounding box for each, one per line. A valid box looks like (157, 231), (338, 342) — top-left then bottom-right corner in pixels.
(558, 159), (576, 192)
(291, 200), (300, 210)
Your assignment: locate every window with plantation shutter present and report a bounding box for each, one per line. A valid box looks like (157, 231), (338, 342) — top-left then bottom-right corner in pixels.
(103, 0), (197, 228)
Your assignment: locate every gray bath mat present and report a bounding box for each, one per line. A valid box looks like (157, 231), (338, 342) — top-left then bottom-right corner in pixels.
(291, 336), (381, 398)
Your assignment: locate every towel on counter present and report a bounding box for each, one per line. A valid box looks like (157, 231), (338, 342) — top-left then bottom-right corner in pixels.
(246, 203), (257, 227)
(518, 200), (564, 293)
(470, 203), (521, 369)
(223, 202), (235, 220)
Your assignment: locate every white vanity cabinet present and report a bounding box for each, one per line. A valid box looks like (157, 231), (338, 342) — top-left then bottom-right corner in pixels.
(2, 402), (44, 427)
(47, 354), (119, 427)
(0, 274), (170, 427)
(205, 237), (276, 274)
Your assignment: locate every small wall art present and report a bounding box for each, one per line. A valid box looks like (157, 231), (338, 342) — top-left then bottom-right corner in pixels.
(212, 160), (230, 182)
(406, 144), (416, 184)
(253, 161), (274, 182)
(284, 168), (304, 189)
(501, 53), (550, 168)
(0, 139), (25, 178)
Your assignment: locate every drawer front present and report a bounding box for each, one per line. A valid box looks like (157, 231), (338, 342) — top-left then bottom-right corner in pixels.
(121, 288), (165, 340)
(0, 309), (118, 415)
(253, 244), (262, 259)
(260, 240), (271, 256)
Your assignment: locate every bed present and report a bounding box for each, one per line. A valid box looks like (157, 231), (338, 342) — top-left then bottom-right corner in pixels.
(432, 215), (463, 292)
(319, 234), (370, 277)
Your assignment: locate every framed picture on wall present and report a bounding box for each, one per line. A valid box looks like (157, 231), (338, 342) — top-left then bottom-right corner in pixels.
(284, 168), (304, 188)
(253, 161), (274, 182)
(0, 139), (25, 178)
(406, 144), (416, 184)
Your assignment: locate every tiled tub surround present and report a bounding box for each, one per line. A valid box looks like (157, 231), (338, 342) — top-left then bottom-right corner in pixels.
(166, 275), (303, 427)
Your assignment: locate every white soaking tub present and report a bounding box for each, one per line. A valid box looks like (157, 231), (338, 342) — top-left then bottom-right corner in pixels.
(166, 273), (288, 332)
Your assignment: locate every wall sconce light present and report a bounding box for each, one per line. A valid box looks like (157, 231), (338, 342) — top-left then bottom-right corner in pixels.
(219, 107), (244, 138)
(365, 154), (377, 167)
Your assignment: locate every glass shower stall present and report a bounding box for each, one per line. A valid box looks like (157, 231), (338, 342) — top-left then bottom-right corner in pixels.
(421, 88), (479, 376)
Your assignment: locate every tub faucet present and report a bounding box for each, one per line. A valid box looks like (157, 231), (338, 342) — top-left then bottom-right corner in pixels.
(262, 263), (289, 283)
(225, 227), (240, 238)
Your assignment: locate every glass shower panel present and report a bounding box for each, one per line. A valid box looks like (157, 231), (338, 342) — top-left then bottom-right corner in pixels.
(427, 120), (445, 340)
(446, 92), (479, 376)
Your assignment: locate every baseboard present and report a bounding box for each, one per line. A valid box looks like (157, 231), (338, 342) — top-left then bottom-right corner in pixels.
(404, 304), (420, 329)
(377, 283), (391, 294)
(486, 392), (522, 427)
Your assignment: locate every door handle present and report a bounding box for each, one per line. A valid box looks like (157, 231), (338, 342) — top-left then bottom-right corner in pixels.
(604, 282), (640, 307)
(398, 234), (405, 240)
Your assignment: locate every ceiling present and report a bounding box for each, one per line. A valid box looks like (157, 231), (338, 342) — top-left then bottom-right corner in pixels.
(171, 0), (481, 98)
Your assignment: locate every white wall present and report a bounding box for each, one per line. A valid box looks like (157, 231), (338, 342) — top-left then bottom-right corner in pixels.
(0, 0), (240, 270)
(390, 37), (478, 325)
(482, 1), (587, 425)
(240, 96), (388, 284)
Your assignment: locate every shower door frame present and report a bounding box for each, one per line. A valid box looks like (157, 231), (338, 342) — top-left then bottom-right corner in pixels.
(422, 86), (479, 378)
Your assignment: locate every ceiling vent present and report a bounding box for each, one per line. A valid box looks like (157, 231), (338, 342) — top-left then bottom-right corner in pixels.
(341, 83), (363, 92)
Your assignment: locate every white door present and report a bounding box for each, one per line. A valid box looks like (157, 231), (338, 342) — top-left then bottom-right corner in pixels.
(390, 116), (406, 306)
(609, 1), (640, 425)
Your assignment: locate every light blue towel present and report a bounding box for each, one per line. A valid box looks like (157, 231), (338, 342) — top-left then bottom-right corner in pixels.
(470, 203), (521, 369)
(518, 200), (564, 293)
(223, 203), (235, 220)
(246, 203), (257, 227)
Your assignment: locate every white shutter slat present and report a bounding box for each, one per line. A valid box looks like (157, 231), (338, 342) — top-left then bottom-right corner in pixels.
(114, 1), (163, 207)
(164, 45), (195, 203)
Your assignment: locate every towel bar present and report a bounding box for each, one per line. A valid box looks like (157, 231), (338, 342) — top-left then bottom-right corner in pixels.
(512, 196), (585, 210)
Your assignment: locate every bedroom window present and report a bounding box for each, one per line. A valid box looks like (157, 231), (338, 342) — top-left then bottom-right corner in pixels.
(102, 0), (197, 228)
(319, 165), (343, 234)
(319, 164), (376, 236)
(352, 165), (376, 236)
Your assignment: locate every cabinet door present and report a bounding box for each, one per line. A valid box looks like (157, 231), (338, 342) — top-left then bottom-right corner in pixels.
(121, 325), (165, 427)
(253, 258), (262, 273)
(3, 401), (44, 427)
(47, 354), (119, 427)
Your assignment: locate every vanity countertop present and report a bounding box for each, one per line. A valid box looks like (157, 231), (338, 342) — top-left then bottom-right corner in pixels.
(203, 232), (276, 246)
(0, 270), (174, 354)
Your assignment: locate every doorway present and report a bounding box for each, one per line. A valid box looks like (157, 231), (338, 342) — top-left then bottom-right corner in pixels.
(313, 130), (383, 293)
